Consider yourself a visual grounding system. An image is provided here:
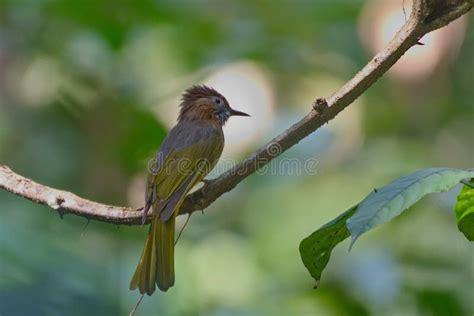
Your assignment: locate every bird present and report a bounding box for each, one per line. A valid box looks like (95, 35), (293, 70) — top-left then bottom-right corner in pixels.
(130, 85), (250, 295)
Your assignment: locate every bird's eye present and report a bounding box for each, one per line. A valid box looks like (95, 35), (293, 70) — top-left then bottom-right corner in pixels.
(214, 97), (222, 105)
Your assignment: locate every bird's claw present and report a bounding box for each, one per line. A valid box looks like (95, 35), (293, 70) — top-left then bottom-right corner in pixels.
(201, 179), (212, 185)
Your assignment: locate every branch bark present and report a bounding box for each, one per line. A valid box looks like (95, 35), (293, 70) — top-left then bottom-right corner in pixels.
(1, 0), (472, 225)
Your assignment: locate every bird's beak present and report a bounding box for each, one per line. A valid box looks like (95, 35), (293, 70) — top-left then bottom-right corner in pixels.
(229, 108), (251, 117)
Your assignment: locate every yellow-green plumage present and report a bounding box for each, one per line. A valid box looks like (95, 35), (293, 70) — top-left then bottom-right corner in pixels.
(130, 85), (249, 295)
(130, 121), (224, 294)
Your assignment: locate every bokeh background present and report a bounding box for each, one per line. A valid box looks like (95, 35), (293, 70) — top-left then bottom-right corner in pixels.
(0, 0), (473, 315)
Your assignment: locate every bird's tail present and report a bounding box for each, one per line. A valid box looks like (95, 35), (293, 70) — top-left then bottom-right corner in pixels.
(130, 214), (175, 295)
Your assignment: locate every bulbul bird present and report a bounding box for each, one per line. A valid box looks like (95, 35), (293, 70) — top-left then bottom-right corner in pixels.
(130, 85), (250, 294)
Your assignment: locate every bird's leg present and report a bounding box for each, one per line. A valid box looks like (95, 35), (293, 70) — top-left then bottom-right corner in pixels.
(140, 184), (157, 225)
(200, 179), (214, 196)
(140, 200), (152, 225)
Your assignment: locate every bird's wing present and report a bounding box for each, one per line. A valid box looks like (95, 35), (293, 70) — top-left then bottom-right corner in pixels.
(147, 122), (224, 221)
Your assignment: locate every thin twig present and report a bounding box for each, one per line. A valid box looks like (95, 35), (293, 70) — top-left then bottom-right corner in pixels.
(129, 294), (145, 316)
(402, 0), (407, 22)
(175, 215), (191, 245)
(80, 219), (91, 239)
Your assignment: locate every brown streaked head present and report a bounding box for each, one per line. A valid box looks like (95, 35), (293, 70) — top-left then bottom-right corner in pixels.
(178, 85), (250, 125)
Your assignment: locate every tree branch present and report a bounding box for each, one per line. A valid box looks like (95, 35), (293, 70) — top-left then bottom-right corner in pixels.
(1, 0), (472, 225)
(0, 165), (140, 224)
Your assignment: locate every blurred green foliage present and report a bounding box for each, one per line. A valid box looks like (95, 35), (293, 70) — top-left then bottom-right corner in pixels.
(0, 1), (473, 315)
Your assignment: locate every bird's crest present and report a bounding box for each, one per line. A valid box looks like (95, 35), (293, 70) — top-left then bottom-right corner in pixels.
(178, 85), (228, 122)
(181, 85), (224, 104)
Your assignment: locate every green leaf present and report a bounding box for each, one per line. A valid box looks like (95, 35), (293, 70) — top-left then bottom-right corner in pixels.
(299, 206), (357, 287)
(347, 168), (474, 248)
(300, 168), (474, 288)
(454, 179), (474, 241)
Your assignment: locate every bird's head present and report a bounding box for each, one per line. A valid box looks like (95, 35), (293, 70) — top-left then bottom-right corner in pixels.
(178, 85), (250, 125)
